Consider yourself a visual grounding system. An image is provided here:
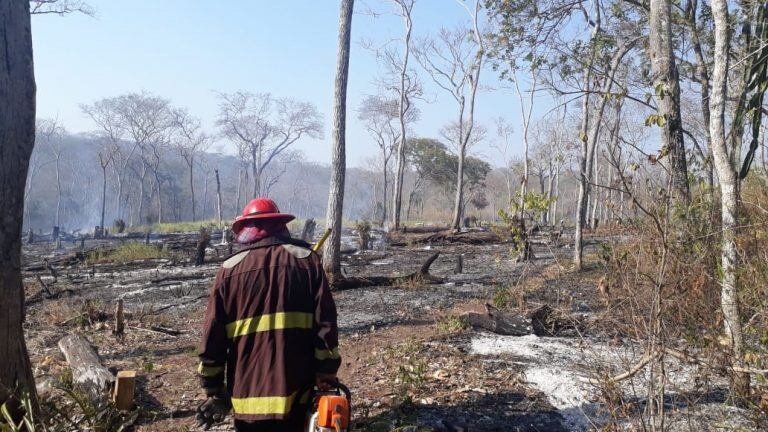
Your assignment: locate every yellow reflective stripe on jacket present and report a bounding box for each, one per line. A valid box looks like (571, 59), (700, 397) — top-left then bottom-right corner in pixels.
(226, 312), (313, 339)
(314, 347), (340, 361)
(231, 391), (297, 415)
(197, 363), (224, 377)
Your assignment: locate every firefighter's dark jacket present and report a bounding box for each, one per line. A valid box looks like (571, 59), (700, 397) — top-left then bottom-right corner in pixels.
(197, 236), (341, 421)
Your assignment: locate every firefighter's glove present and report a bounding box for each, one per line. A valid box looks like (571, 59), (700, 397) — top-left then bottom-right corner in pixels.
(195, 391), (231, 430)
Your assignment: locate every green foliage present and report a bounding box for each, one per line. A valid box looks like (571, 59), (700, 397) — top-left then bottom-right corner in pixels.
(407, 138), (491, 198)
(436, 314), (469, 334)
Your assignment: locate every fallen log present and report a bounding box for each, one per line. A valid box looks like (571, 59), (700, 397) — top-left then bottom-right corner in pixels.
(396, 230), (502, 246)
(331, 252), (442, 290)
(464, 305), (532, 336)
(58, 334), (114, 400)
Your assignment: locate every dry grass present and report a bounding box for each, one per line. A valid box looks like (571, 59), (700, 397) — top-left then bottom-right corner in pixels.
(88, 242), (168, 264)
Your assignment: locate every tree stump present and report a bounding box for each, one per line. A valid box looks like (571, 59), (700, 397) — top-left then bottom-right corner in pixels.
(455, 255), (463, 274)
(27, 228), (34, 244)
(114, 299), (125, 338)
(113, 370), (136, 410)
(195, 228), (210, 266)
(301, 218), (316, 242)
(58, 335), (114, 400)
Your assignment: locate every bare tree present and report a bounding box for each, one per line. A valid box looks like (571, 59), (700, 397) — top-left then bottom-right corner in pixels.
(36, 118), (66, 229)
(1, 0), (39, 415)
(172, 108), (210, 222)
(415, 1), (485, 231)
(389, 0), (417, 230)
(96, 142), (116, 237)
(709, 0), (749, 398)
(216, 91), (323, 198)
(324, 0), (354, 281)
(30, 0), (93, 16)
(81, 97), (136, 222)
(358, 95), (400, 225)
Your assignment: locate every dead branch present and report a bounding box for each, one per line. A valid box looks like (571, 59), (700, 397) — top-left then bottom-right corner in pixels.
(331, 252), (442, 290)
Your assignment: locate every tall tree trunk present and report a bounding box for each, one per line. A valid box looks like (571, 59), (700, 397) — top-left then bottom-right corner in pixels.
(450, 102), (467, 231)
(188, 160), (196, 222)
(54, 155), (61, 228)
(323, 0), (354, 281)
(391, 1), (413, 230)
(215, 169), (223, 229)
(650, 0), (690, 203)
(154, 171), (163, 224)
(100, 165), (107, 235)
(689, 0), (715, 191)
(381, 163), (388, 226)
(574, 66), (593, 269)
(709, 0), (750, 399)
(574, 43), (633, 269)
(0, 0), (39, 414)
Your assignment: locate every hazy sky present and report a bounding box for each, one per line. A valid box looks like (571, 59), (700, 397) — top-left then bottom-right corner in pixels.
(32, 0), (541, 167)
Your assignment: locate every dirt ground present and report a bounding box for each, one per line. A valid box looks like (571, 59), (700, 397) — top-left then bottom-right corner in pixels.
(20, 230), (759, 431)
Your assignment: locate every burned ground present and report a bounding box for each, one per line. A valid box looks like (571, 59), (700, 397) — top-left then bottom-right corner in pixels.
(20, 230), (757, 431)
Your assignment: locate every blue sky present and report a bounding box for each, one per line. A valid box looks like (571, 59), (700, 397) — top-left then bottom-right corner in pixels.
(31, 0), (537, 167)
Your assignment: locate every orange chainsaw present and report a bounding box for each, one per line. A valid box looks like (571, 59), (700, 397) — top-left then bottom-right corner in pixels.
(307, 382), (351, 432)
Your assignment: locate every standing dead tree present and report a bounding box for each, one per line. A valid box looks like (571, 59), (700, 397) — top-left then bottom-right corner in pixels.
(414, 1), (485, 231)
(216, 91), (323, 198)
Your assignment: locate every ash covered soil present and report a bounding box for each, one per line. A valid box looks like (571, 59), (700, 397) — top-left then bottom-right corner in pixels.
(21, 230), (755, 431)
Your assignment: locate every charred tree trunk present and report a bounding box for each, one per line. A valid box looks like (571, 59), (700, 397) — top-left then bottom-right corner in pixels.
(0, 0), (39, 414)
(323, 0), (354, 281)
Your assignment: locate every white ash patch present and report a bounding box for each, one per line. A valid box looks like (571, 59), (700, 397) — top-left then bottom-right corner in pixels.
(471, 334), (595, 431)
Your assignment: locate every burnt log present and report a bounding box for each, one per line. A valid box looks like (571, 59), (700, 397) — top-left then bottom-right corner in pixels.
(58, 335), (114, 401)
(464, 304), (532, 336)
(331, 252), (442, 290)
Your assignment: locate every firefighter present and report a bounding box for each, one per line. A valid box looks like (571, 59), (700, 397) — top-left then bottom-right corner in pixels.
(195, 198), (341, 432)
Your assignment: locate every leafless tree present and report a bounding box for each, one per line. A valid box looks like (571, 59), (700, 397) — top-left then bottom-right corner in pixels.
(414, 1), (485, 231)
(359, 95), (402, 225)
(36, 118), (66, 229)
(324, 0), (354, 281)
(172, 108), (211, 222)
(96, 141), (116, 236)
(1, 0), (39, 415)
(709, 0), (749, 398)
(216, 91), (323, 198)
(29, 0), (93, 16)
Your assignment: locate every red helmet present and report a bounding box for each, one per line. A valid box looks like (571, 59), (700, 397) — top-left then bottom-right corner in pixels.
(232, 198), (295, 234)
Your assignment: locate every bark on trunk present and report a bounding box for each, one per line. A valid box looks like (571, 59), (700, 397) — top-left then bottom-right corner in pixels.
(709, 0), (750, 399)
(0, 0), (39, 413)
(323, 0), (354, 281)
(188, 160), (196, 222)
(215, 169), (223, 228)
(391, 1), (413, 230)
(100, 165), (107, 237)
(574, 42), (633, 269)
(650, 0), (690, 203)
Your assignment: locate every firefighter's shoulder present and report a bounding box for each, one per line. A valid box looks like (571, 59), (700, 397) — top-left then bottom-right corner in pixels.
(222, 250), (250, 269)
(281, 243), (312, 259)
